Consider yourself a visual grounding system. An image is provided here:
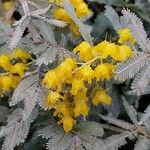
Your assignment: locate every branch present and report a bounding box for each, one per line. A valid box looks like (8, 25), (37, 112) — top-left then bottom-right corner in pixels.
(19, 0), (30, 15)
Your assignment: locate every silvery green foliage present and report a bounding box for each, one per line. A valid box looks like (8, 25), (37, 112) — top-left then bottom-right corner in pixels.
(122, 97), (138, 125)
(8, 4), (66, 49)
(38, 121), (104, 150)
(0, 19), (12, 45)
(139, 104), (150, 125)
(9, 16), (31, 49)
(105, 5), (122, 31)
(105, 6), (150, 96)
(95, 98), (150, 150)
(105, 85), (122, 118)
(96, 131), (135, 150)
(0, 108), (38, 150)
(10, 74), (45, 121)
(38, 125), (74, 150)
(134, 136), (150, 150)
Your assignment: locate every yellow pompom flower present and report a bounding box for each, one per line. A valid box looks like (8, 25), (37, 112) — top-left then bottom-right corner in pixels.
(45, 91), (61, 108)
(11, 48), (31, 62)
(74, 90), (88, 102)
(59, 116), (76, 132)
(2, 1), (13, 12)
(0, 55), (12, 71)
(111, 45), (134, 61)
(54, 102), (71, 117)
(76, 2), (92, 18)
(118, 28), (135, 44)
(54, 8), (71, 23)
(43, 70), (60, 89)
(10, 63), (28, 76)
(69, 23), (80, 36)
(74, 41), (94, 62)
(55, 57), (77, 81)
(70, 79), (86, 95)
(93, 41), (117, 59)
(92, 90), (112, 106)
(94, 63), (115, 81)
(70, 0), (83, 7)
(0, 75), (13, 92)
(11, 76), (21, 89)
(74, 101), (89, 117)
(77, 65), (95, 84)
(93, 40), (109, 53)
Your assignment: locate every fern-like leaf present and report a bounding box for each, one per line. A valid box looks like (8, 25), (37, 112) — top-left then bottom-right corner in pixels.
(0, 109), (38, 150)
(38, 125), (74, 150)
(139, 104), (150, 125)
(99, 114), (134, 130)
(10, 75), (38, 106)
(105, 5), (122, 31)
(9, 16), (30, 49)
(131, 65), (150, 95)
(134, 136), (150, 150)
(31, 4), (51, 16)
(33, 19), (56, 43)
(97, 131), (135, 150)
(122, 97), (138, 124)
(115, 52), (149, 81)
(36, 47), (57, 65)
(122, 8), (150, 52)
(10, 75), (41, 121)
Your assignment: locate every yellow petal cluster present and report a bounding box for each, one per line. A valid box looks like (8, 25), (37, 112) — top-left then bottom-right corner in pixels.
(77, 65), (95, 84)
(53, 0), (92, 35)
(92, 90), (112, 106)
(0, 55), (12, 71)
(74, 40), (133, 62)
(0, 49), (30, 94)
(11, 48), (31, 63)
(73, 41), (94, 62)
(118, 28), (135, 44)
(111, 45), (134, 61)
(59, 116), (76, 132)
(45, 91), (62, 108)
(94, 63), (115, 81)
(10, 63), (28, 76)
(43, 55), (113, 132)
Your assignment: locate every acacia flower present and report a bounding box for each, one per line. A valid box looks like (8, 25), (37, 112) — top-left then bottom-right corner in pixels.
(92, 90), (112, 106)
(118, 28), (135, 44)
(94, 63), (115, 81)
(0, 55), (12, 71)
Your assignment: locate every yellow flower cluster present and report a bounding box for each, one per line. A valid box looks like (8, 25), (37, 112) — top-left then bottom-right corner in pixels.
(0, 48), (31, 94)
(74, 40), (133, 62)
(52, 0), (92, 35)
(43, 37), (134, 132)
(43, 57), (113, 131)
(118, 28), (135, 44)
